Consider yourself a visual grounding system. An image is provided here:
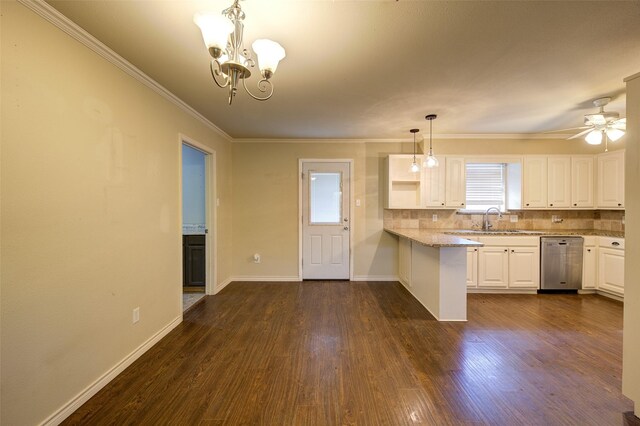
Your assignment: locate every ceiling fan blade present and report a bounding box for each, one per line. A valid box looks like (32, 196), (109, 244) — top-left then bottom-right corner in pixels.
(567, 128), (595, 140)
(610, 118), (626, 129)
(542, 126), (590, 134)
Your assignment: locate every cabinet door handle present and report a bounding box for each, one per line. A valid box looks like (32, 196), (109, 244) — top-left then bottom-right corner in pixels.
(461, 203), (465, 206)
(504, 249), (508, 252)
(441, 203), (445, 206)
(474, 249), (478, 252)
(526, 203), (530, 206)
(573, 203), (577, 206)
(618, 203), (622, 207)
(612, 241), (620, 246)
(587, 249), (591, 252)
(550, 203), (554, 207)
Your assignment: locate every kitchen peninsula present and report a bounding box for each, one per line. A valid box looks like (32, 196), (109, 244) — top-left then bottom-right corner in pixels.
(384, 228), (482, 321)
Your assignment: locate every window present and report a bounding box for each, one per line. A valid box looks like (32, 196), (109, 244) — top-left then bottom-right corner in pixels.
(465, 163), (506, 211)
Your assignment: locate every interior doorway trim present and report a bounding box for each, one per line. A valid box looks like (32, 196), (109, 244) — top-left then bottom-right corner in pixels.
(179, 133), (217, 297)
(298, 159), (355, 281)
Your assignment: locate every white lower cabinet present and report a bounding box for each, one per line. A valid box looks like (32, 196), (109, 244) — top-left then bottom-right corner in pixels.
(582, 239), (597, 290)
(398, 237), (412, 288)
(508, 247), (540, 288)
(474, 236), (540, 290)
(466, 248), (478, 288)
(598, 247), (625, 296)
(478, 247), (509, 288)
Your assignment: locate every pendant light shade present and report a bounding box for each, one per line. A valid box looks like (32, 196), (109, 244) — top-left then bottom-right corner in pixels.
(409, 128), (420, 173)
(423, 114), (439, 168)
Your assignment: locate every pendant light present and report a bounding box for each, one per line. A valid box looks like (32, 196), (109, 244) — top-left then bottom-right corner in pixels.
(423, 114), (439, 168)
(409, 129), (420, 173)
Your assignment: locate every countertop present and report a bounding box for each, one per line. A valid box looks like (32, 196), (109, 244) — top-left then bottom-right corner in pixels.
(384, 228), (483, 247)
(385, 227), (624, 246)
(443, 229), (625, 238)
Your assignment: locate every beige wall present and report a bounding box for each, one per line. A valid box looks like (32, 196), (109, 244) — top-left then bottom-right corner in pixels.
(0, 2), (232, 425)
(231, 137), (612, 280)
(623, 73), (640, 414)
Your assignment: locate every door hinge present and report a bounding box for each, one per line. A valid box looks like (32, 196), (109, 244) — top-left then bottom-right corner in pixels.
(301, 172), (305, 179)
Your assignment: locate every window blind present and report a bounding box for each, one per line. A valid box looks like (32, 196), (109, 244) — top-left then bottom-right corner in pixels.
(465, 163), (506, 211)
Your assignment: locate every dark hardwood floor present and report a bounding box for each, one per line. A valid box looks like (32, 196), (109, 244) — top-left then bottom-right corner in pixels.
(64, 282), (632, 425)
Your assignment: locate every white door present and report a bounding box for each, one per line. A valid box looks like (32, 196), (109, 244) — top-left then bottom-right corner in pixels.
(582, 246), (597, 289)
(478, 247), (509, 288)
(508, 247), (540, 288)
(466, 248), (478, 288)
(547, 156), (571, 208)
(523, 157), (548, 208)
(302, 161), (350, 279)
(571, 156), (594, 208)
(598, 248), (624, 295)
(445, 157), (466, 208)
(423, 156), (446, 208)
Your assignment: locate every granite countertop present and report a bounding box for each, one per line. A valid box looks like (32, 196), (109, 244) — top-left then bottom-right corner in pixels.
(443, 229), (625, 238)
(384, 228), (483, 248)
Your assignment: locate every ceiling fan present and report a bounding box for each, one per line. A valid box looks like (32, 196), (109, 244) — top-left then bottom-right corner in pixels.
(547, 97), (626, 146)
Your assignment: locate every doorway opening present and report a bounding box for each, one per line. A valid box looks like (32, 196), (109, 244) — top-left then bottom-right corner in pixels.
(299, 160), (354, 280)
(181, 139), (215, 312)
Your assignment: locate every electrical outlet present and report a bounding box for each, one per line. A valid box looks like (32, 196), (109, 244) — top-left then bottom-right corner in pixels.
(133, 307), (140, 324)
(253, 253), (261, 264)
(432, 214), (438, 222)
(622, 215), (625, 225)
(510, 215), (518, 223)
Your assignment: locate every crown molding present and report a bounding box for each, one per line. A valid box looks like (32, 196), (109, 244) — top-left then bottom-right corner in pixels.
(17, 0), (232, 143)
(624, 71), (640, 82)
(233, 134), (574, 143)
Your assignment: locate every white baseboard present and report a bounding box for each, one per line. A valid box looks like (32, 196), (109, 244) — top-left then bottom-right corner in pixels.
(41, 315), (182, 426)
(214, 276), (234, 294)
(467, 289), (538, 294)
(596, 289), (624, 302)
(230, 275), (300, 282)
(352, 275), (399, 282)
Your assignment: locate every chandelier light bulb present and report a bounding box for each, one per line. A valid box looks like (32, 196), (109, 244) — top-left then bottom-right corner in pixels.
(252, 39), (286, 76)
(193, 13), (234, 52)
(424, 154), (439, 168)
(585, 130), (603, 145)
(605, 128), (625, 142)
(410, 161), (420, 173)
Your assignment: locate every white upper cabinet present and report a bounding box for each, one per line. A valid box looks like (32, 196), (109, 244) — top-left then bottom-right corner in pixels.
(571, 156), (595, 208)
(445, 157), (466, 208)
(596, 150), (625, 209)
(547, 156), (571, 208)
(523, 157), (548, 208)
(384, 155), (422, 209)
(423, 156), (447, 208)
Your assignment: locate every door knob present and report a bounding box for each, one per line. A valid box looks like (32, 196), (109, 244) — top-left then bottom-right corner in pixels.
(344, 218), (349, 222)
(344, 226), (349, 231)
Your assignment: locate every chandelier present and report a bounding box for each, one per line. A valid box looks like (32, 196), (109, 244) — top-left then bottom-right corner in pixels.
(194, 0), (286, 105)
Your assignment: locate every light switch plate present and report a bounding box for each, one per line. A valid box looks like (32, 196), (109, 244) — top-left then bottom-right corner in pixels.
(356, 199), (361, 207)
(432, 214), (438, 222)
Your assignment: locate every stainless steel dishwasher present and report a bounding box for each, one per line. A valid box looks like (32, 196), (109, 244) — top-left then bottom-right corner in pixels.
(540, 237), (584, 290)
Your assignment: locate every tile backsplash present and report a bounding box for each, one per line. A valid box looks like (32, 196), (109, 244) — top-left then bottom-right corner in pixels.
(383, 209), (625, 232)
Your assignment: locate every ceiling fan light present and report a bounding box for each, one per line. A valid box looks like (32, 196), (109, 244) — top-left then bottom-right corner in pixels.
(606, 128), (625, 142)
(424, 155), (439, 168)
(194, 13), (234, 53)
(252, 39), (286, 76)
(585, 130), (603, 145)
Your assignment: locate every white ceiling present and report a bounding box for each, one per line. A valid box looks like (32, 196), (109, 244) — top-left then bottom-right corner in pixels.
(46, 0), (640, 139)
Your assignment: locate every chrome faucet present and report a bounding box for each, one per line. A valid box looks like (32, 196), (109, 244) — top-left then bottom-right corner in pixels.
(483, 207), (502, 231)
